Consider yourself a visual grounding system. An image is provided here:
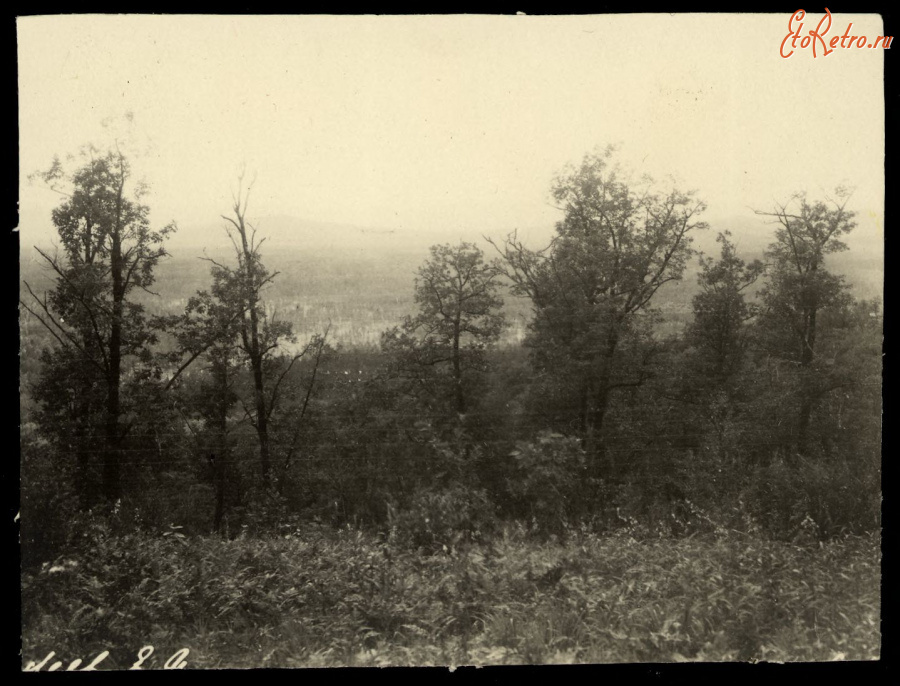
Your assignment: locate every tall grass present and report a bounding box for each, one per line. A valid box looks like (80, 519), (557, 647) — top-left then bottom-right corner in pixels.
(22, 522), (880, 668)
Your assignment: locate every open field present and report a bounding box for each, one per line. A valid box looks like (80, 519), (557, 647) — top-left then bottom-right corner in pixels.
(19, 238), (883, 350)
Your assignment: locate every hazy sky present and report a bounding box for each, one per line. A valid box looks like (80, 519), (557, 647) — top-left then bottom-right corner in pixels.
(18, 13), (885, 254)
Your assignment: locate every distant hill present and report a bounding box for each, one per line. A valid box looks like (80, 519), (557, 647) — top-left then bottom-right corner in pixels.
(165, 214), (474, 258)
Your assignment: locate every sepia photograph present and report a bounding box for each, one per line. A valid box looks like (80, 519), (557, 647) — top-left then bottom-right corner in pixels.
(17, 13), (883, 669)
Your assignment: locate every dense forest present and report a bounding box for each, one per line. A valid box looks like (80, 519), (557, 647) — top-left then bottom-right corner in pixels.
(20, 143), (881, 667)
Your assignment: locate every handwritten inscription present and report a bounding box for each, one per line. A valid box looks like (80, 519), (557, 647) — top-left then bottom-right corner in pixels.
(24, 646), (189, 671)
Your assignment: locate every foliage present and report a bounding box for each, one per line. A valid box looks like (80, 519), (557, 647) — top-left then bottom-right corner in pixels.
(391, 485), (498, 551)
(687, 231), (764, 385)
(20, 428), (80, 571)
(746, 454), (881, 541)
(22, 145), (176, 503)
(19, 143), (881, 668)
(382, 242), (504, 424)
(22, 525), (880, 668)
(754, 190), (859, 455)
(506, 432), (588, 533)
(490, 146), (708, 480)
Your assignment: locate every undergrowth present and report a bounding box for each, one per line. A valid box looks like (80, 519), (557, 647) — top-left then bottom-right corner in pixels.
(21, 520), (880, 668)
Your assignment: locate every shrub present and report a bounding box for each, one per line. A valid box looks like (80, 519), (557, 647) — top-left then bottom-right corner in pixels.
(506, 432), (587, 534)
(391, 485), (498, 550)
(746, 453), (881, 540)
(20, 435), (79, 571)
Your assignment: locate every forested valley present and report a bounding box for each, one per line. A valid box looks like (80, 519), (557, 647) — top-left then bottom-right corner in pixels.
(20, 144), (881, 667)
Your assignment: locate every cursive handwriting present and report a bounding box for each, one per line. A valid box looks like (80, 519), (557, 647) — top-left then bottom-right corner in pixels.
(24, 646), (189, 671)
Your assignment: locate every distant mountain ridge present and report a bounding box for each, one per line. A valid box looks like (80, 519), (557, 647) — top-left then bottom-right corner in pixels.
(21, 207), (883, 264)
(20, 211), (883, 300)
(165, 215), (472, 256)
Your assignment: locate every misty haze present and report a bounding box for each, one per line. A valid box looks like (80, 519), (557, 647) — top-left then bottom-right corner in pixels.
(18, 14), (883, 670)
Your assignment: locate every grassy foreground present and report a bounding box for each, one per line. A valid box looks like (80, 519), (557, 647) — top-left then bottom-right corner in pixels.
(21, 526), (880, 668)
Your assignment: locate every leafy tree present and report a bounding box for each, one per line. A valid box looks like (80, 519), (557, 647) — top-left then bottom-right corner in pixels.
(810, 297), (882, 464)
(661, 233), (765, 504)
(381, 242), (504, 426)
(490, 147), (708, 477)
(170, 290), (244, 531)
(28, 345), (106, 507)
(754, 190), (856, 454)
(22, 146), (175, 503)
(688, 231), (764, 387)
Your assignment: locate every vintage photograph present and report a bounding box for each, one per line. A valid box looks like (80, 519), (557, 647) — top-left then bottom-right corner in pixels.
(18, 13), (883, 668)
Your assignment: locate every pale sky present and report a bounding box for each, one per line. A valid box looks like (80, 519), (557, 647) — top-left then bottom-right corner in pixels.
(17, 13), (885, 255)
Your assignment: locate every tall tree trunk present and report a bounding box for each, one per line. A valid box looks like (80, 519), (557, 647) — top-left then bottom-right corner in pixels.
(102, 205), (124, 502)
(797, 272), (818, 456)
(212, 453), (227, 533)
(72, 402), (97, 509)
(587, 329), (620, 479)
(102, 380), (122, 502)
(452, 319), (465, 416)
(589, 376), (614, 479)
(251, 350), (271, 484)
(75, 443), (94, 509)
(212, 360), (231, 532)
(236, 212), (271, 486)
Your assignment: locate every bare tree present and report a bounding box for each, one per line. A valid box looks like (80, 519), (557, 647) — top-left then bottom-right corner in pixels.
(204, 178), (330, 489)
